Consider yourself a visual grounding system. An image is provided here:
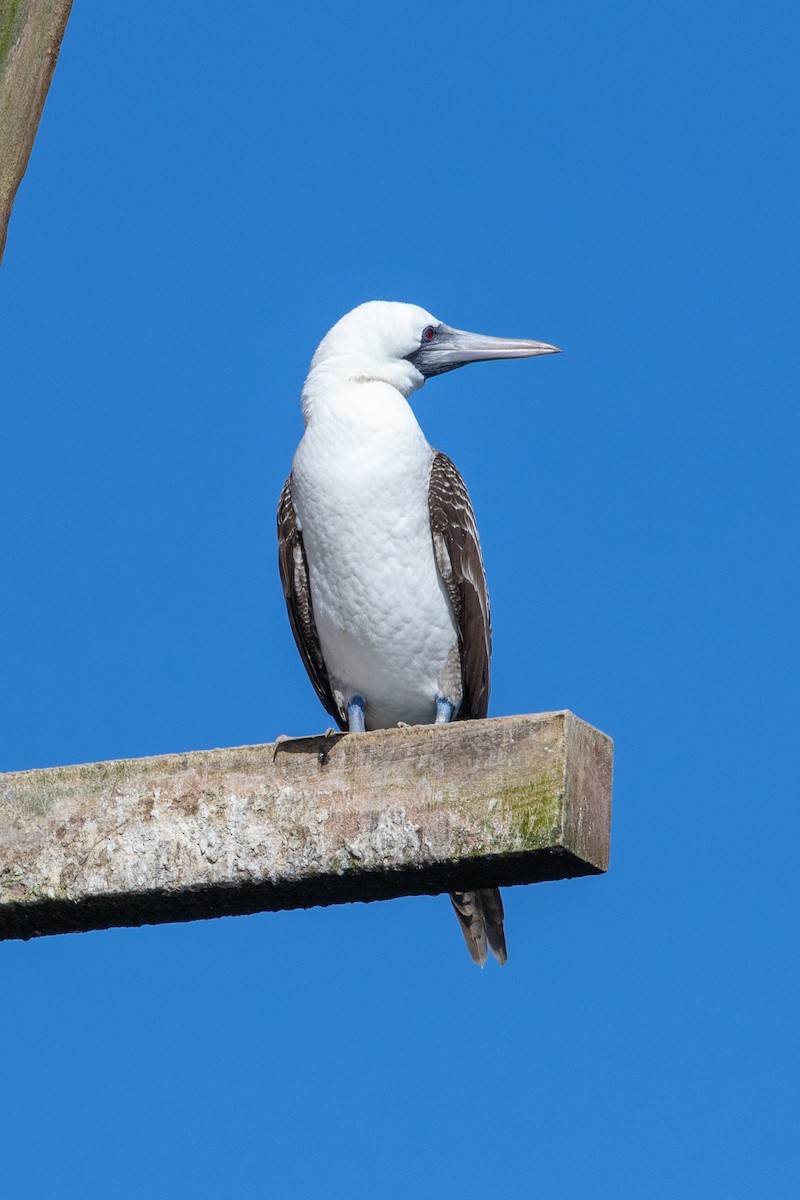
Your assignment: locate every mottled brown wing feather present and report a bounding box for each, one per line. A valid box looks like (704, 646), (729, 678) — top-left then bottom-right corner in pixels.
(427, 452), (492, 720)
(428, 455), (506, 965)
(277, 475), (346, 730)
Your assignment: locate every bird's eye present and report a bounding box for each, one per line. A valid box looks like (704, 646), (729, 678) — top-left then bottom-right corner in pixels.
(422, 325), (436, 342)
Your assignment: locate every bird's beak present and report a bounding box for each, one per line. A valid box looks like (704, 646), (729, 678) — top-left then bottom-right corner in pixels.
(410, 324), (561, 378)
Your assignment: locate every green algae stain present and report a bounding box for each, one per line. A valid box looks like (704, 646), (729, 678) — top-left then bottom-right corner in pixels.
(0, 0), (21, 72)
(497, 771), (564, 851)
(0, 756), (147, 818)
(434, 761), (565, 859)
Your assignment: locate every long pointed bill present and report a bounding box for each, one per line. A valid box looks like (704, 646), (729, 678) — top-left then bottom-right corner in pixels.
(410, 323), (561, 377)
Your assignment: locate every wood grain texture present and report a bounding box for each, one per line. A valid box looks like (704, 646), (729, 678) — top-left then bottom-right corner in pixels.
(0, 0), (72, 263)
(0, 711), (613, 941)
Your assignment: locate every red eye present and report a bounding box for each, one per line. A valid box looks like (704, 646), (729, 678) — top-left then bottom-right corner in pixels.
(422, 325), (436, 342)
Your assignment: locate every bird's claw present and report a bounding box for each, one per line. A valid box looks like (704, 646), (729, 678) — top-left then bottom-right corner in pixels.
(273, 728), (342, 762)
(272, 733), (295, 761)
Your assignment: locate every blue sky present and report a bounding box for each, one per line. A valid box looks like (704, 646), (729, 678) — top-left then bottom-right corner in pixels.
(1, 2), (798, 1196)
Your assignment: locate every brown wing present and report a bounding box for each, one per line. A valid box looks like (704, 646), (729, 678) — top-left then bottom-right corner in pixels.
(427, 451), (492, 720)
(428, 463), (505, 965)
(277, 475), (347, 730)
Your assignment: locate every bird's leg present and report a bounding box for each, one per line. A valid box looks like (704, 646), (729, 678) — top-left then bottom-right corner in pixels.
(435, 697), (456, 724)
(347, 695), (366, 733)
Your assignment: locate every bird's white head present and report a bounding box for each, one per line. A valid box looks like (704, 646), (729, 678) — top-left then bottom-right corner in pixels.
(302, 300), (560, 416)
(308, 302), (440, 397)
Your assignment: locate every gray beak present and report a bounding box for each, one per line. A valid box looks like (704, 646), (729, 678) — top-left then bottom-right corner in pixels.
(409, 323), (561, 378)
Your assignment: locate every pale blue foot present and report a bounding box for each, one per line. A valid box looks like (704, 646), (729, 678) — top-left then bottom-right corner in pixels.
(435, 698), (456, 724)
(347, 696), (366, 733)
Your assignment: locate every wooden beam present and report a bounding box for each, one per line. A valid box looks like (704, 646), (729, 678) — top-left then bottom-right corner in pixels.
(0, 0), (73, 264)
(0, 711), (613, 942)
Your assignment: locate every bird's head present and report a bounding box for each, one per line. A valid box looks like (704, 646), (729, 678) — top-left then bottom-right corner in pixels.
(308, 301), (560, 398)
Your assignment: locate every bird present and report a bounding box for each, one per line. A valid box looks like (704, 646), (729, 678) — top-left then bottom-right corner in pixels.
(277, 301), (559, 965)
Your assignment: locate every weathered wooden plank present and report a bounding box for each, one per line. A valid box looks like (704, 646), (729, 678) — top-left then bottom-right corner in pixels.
(0, 711), (613, 941)
(0, 0), (73, 263)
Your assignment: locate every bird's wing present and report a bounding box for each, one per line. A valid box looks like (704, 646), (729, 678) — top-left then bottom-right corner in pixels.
(427, 451), (491, 720)
(277, 475), (347, 730)
(429, 456), (505, 964)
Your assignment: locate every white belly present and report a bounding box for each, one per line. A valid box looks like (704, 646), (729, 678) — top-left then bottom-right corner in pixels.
(291, 396), (459, 729)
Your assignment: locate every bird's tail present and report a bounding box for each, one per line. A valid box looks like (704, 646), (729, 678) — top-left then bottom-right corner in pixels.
(449, 888), (508, 966)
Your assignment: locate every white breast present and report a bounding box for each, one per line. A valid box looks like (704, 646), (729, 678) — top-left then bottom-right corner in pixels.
(291, 379), (459, 729)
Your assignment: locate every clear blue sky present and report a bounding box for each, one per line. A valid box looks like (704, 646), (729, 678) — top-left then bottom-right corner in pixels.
(2, 2), (798, 1196)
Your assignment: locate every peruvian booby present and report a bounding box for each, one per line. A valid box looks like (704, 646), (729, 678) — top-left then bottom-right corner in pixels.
(277, 301), (559, 965)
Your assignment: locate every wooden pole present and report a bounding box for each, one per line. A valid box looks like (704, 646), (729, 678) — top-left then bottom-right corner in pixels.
(0, 711), (613, 941)
(0, 0), (72, 263)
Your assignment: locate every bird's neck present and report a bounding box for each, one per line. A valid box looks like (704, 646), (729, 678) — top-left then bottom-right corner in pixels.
(301, 356), (424, 424)
(300, 364), (425, 435)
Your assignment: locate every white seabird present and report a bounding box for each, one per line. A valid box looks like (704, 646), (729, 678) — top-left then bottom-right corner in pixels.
(277, 301), (559, 965)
